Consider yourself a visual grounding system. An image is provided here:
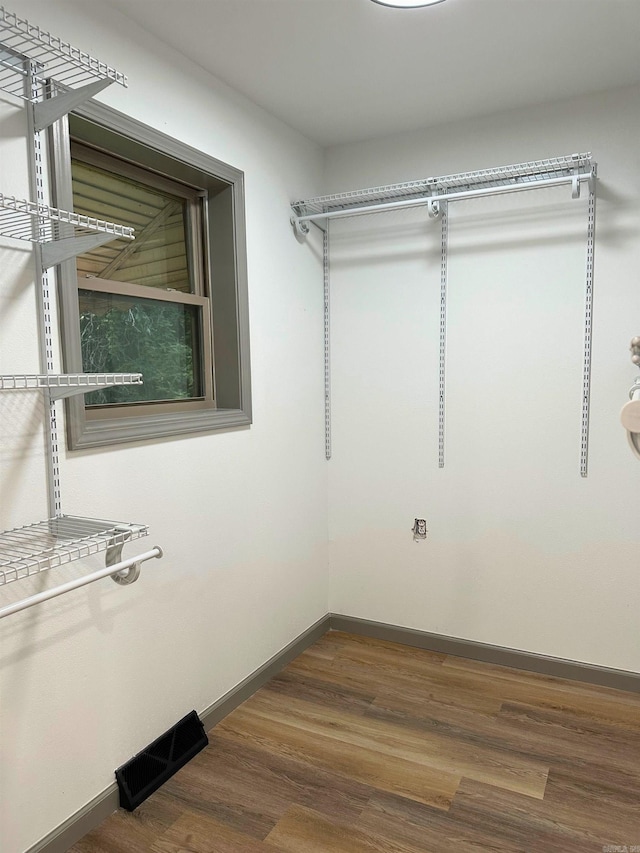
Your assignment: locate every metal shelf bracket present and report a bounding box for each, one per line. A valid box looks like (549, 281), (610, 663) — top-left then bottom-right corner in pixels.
(40, 231), (122, 268)
(572, 169), (581, 199)
(32, 79), (112, 132)
(290, 214), (310, 239)
(427, 198), (442, 219)
(106, 529), (141, 585)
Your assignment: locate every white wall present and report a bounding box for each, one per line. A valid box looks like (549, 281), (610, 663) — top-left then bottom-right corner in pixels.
(325, 86), (640, 674)
(0, 3), (327, 851)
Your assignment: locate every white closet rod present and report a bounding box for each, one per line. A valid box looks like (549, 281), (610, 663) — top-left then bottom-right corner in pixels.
(0, 546), (163, 619)
(293, 170), (592, 227)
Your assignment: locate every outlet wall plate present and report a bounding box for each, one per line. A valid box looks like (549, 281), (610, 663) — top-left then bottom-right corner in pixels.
(412, 518), (427, 540)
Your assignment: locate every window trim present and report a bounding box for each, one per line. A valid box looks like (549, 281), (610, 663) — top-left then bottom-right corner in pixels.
(50, 100), (251, 450)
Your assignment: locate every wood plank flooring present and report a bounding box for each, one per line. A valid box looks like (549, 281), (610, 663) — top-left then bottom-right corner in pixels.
(70, 631), (640, 852)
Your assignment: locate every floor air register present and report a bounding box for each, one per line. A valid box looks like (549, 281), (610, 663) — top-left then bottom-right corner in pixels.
(115, 710), (208, 811)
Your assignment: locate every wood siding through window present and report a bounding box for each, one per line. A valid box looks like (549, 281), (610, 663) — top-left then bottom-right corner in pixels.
(70, 631), (640, 852)
(70, 142), (204, 294)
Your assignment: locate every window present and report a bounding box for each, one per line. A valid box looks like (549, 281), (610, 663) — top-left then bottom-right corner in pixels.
(51, 101), (251, 449)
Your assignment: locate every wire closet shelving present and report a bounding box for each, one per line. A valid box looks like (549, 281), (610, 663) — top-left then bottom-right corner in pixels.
(0, 517), (149, 586)
(292, 153), (597, 476)
(0, 193), (135, 268)
(291, 153), (593, 229)
(0, 6), (162, 618)
(0, 373), (143, 399)
(0, 5), (127, 101)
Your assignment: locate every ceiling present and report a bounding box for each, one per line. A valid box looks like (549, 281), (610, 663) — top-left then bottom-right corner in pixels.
(106, 0), (640, 147)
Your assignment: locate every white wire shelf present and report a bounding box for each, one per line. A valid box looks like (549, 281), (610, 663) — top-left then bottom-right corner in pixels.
(0, 373), (143, 400)
(0, 516), (149, 586)
(0, 5), (127, 102)
(0, 193), (135, 245)
(292, 153), (594, 218)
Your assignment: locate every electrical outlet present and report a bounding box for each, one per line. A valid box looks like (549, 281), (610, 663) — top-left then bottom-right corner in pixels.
(412, 518), (427, 541)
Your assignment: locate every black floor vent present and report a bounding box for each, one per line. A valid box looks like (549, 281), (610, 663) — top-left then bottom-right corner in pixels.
(115, 710), (208, 811)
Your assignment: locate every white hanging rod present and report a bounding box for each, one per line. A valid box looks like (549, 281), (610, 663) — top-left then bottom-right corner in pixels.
(292, 169), (593, 231)
(0, 546), (163, 620)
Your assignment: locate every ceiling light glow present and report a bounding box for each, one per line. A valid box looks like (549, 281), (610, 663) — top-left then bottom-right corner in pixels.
(370, 0), (447, 7)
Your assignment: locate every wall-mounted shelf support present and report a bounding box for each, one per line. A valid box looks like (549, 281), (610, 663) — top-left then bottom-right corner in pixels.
(579, 174), (597, 477)
(323, 226), (331, 460)
(106, 531), (144, 586)
(438, 205), (448, 468)
(32, 79), (112, 132)
(40, 233), (123, 268)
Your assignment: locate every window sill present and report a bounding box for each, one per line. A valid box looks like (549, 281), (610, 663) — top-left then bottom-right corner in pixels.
(68, 407), (252, 450)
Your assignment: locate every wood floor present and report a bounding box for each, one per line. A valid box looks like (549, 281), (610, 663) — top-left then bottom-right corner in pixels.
(70, 631), (640, 852)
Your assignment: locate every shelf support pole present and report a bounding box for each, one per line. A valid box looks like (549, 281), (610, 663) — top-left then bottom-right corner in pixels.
(323, 224), (331, 460)
(26, 63), (62, 517)
(580, 165), (597, 477)
(438, 203), (448, 468)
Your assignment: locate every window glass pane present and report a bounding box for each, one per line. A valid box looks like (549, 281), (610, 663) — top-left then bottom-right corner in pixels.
(71, 159), (193, 293)
(79, 289), (203, 405)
